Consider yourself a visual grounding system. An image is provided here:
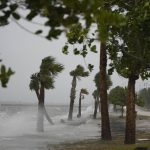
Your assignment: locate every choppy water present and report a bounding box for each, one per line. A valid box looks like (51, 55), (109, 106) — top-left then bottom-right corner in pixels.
(0, 104), (98, 150)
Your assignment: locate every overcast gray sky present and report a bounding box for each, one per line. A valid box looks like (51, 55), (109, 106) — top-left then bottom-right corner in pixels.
(0, 20), (148, 105)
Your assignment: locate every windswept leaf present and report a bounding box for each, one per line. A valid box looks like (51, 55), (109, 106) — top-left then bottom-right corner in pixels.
(10, 4), (18, 11)
(26, 11), (37, 20)
(73, 48), (80, 55)
(90, 45), (97, 53)
(88, 64), (94, 72)
(12, 12), (20, 20)
(35, 30), (43, 35)
(62, 45), (69, 55)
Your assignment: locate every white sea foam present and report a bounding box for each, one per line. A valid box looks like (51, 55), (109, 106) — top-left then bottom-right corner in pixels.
(0, 105), (150, 150)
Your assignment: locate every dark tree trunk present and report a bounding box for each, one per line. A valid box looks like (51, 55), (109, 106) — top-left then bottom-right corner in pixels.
(99, 42), (112, 140)
(37, 85), (45, 132)
(124, 76), (137, 144)
(77, 91), (82, 118)
(93, 98), (98, 119)
(68, 76), (76, 120)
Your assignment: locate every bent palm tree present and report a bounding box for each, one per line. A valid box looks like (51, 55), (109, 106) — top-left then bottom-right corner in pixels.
(29, 56), (64, 132)
(92, 89), (99, 119)
(77, 88), (89, 118)
(68, 65), (89, 120)
(93, 72), (112, 119)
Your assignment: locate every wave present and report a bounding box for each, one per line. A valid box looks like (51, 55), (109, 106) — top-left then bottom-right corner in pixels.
(0, 105), (95, 138)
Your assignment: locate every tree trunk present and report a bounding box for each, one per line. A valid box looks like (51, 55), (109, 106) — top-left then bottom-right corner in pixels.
(36, 84), (54, 132)
(93, 98), (98, 119)
(68, 76), (76, 120)
(37, 85), (45, 132)
(113, 104), (117, 112)
(121, 105), (124, 118)
(43, 106), (54, 125)
(99, 42), (112, 140)
(37, 102), (44, 132)
(77, 91), (82, 118)
(124, 76), (137, 144)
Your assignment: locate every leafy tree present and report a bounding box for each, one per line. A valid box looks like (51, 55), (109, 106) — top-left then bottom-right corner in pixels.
(77, 88), (89, 118)
(0, 0), (82, 40)
(63, 0), (125, 140)
(108, 0), (150, 144)
(109, 86), (144, 118)
(94, 72), (112, 91)
(108, 86), (126, 117)
(29, 56), (64, 132)
(138, 88), (150, 109)
(68, 65), (89, 120)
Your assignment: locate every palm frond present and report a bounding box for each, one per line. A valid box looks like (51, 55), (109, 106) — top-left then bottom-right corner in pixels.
(29, 73), (40, 91)
(40, 56), (64, 76)
(39, 73), (54, 89)
(94, 72), (112, 90)
(70, 65), (89, 78)
(81, 88), (89, 95)
(92, 90), (98, 99)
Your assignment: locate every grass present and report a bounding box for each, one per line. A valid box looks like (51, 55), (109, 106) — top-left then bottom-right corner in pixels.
(49, 138), (150, 150)
(48, 115), (150, 150)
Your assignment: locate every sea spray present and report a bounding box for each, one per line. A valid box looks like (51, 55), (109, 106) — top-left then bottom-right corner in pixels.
(0, 111), (36, 137)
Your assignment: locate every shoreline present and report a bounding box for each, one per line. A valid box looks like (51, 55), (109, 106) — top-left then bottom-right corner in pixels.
(48, 132), (150, 150)
(48, 116), (150, 150)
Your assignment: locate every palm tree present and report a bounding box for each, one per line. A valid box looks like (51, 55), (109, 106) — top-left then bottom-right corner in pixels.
(77, 88), (89, 118)
(29, 56), (64, 132)
(93, 72), (112, 119)
(92, 89), (99, 119)
(68, 65), (89, 120)
(0, 63), (14, 88)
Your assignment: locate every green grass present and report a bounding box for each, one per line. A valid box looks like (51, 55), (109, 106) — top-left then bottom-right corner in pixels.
(48, 116), (150, 150)
(50, 140), (150, 150)
(49, 135), (150, 150)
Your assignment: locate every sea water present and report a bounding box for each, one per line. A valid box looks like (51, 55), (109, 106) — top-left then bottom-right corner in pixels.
(0, 104), (100, 150)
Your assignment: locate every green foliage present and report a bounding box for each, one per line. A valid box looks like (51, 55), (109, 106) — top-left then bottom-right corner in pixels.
(138, 88), (150, 109)
(90, 45), (97, 53)
(46, 28), (62, 40)
(92, 89), (99, 100)
(62, 23), (97, 72)
(135, 94), (144, 107)
(30, 56), (64, 91)
(81, 88), (89, 95)
(0, 1), (19, 26)
(26, 10), (37, 21)
(88, 64), (94, 72)
(40, 56), (64, 76)
(70, 65), (89, 79)
(0, 64), (14, 88)
(109, 86), (144, 107)
(108, 86), (126, 107)
(12, 12), (20, 20)
(29, 73), (40, 91)
(94, 72), (112, 91)
(108, 0), (150, 80)
(35, 30), (43, 35)
(66, 24), (84, 44)
(62, 45), (69, 55)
